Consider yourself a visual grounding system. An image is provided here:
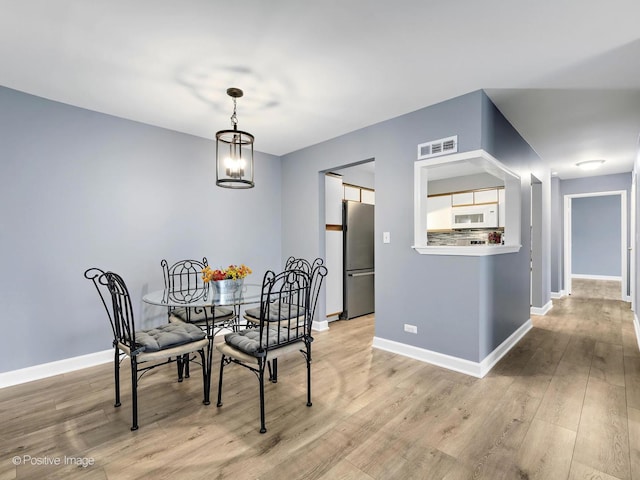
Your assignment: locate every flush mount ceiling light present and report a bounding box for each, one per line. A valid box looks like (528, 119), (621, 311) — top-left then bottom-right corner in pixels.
(216, 88), (254, 189)
(576, 159), (605, 171)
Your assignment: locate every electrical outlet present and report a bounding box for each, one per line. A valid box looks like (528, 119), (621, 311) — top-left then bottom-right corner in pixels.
(404, 324), (417, 334)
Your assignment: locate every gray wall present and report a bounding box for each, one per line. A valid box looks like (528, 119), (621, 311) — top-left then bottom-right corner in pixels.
(571, 195), (622, 277)
(0, 86), (283, 373)
(336, 162), (375, 189)
(552, 173), (632, 294)
(481, 93), (549, 350)
(282, 90), (544, 363)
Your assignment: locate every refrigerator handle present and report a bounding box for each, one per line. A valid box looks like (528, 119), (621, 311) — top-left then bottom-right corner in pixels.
(348, 271), (375, 277)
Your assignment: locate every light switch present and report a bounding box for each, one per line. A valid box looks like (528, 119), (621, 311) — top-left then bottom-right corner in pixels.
(383, 232), (390, 243)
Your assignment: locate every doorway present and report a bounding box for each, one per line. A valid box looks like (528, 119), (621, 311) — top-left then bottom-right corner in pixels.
(322, 160), (375, 329)
(563, 191), (628, 301)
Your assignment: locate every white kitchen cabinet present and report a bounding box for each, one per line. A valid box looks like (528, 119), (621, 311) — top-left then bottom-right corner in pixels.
(325, 174), (343, 225)
(474, 189), (498, 204)
(451, 192), (473, 206)
(325, 230), (343, 319)
(325, 174), (344, 320)
(426, 195), (452, 231)
(361, 189), (375, 205)
(343, 185), (361, 201)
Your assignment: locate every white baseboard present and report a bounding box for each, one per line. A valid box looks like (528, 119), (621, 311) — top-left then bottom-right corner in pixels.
(531, 301), (553, 316)
(550, 291), (566, 299)
(0, 349), (113, 389)
(372, 319), (532, 379)
(571, 274), (622, 281)
(313, 320), (330, 332)
(634, 314), (640, 353)
(479, 319), (533, 375)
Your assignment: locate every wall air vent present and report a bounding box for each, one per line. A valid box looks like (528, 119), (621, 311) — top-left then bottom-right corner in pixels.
(417, 135), (458, 160)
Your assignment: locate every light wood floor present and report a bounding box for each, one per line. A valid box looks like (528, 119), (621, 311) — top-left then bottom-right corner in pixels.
(571, 278), (622, 301)
(2, 291), (640, 479)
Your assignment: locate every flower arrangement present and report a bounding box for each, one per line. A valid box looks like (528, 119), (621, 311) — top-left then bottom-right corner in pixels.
(202, 264), (252, 283)
(488, 231), (502, 244)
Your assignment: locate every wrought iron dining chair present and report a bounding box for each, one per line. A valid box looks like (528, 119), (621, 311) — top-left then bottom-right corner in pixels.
(84, 268), (209, 431)
(216, 263), (327, 433)
(162, 258), (236, 378)
(243, 257), (325, 382)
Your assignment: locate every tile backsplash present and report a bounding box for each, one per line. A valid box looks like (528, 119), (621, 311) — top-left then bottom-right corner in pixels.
(427, 228), (503, 246)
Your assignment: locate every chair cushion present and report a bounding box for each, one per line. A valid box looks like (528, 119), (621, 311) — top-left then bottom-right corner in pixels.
(244, 303), (306, 321)
(224, 327), (303, 355)
(135, 322), (206, 352)
(171, 306), (233, 323)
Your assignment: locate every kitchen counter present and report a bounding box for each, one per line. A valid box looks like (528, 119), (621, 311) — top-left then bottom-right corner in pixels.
(412, 244), (521, 256)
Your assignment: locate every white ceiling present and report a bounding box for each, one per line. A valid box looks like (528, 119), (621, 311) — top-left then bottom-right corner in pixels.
(2, 1), (639, 179)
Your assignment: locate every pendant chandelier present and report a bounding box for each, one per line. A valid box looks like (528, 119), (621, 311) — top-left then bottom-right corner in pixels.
(216, 88), (255, 189)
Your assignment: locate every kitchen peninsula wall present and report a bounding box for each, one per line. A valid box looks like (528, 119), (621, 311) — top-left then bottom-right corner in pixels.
(281, 89), (547, 377)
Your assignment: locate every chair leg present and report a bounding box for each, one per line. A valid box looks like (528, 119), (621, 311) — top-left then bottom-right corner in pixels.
(184, 353), (190, 378)
(216, 354), (225, 407)
(113, 348), (121, 408)
(198, 349), (208, 405)
(306, 343), (312, 407)
(267, 360), (278, 383)
(258, 357), (267, 434)
(177, 356), (184, 382)
(130, 357), (139, 431)
(204, 340), (213, 405)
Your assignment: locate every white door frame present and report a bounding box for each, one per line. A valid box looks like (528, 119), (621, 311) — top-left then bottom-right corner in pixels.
(563, 190), (628, 300)
(530, 176), (543, 309)
(632, 173), (636, 311)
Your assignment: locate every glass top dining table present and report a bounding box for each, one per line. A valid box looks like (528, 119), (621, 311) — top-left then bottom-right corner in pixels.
(142, 282), (263, 309)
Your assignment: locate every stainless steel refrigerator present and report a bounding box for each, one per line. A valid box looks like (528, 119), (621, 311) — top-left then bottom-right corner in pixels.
(342, 201), (374, 319)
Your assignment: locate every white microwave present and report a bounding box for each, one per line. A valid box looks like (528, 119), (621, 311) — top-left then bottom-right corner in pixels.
(451, 204), (498, 229)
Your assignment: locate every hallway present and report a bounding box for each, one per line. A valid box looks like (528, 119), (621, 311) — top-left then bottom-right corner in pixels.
(504, 290), (639, 479)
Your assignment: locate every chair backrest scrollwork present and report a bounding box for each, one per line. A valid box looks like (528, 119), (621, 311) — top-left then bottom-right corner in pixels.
(283, 257), (327, 335)
(284, 256), (312, 275)
(307, 259), (328, 336)
(84, 268), (138, 351)
(257, 269), (309, 355)
(161, 258), (209, 305)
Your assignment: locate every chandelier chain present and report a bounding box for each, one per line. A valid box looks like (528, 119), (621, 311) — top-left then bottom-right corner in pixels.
(230, 98), (238, 127)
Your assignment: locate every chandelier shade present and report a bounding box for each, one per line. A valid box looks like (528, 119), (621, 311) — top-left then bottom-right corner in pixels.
(216, 88), (255, 189)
